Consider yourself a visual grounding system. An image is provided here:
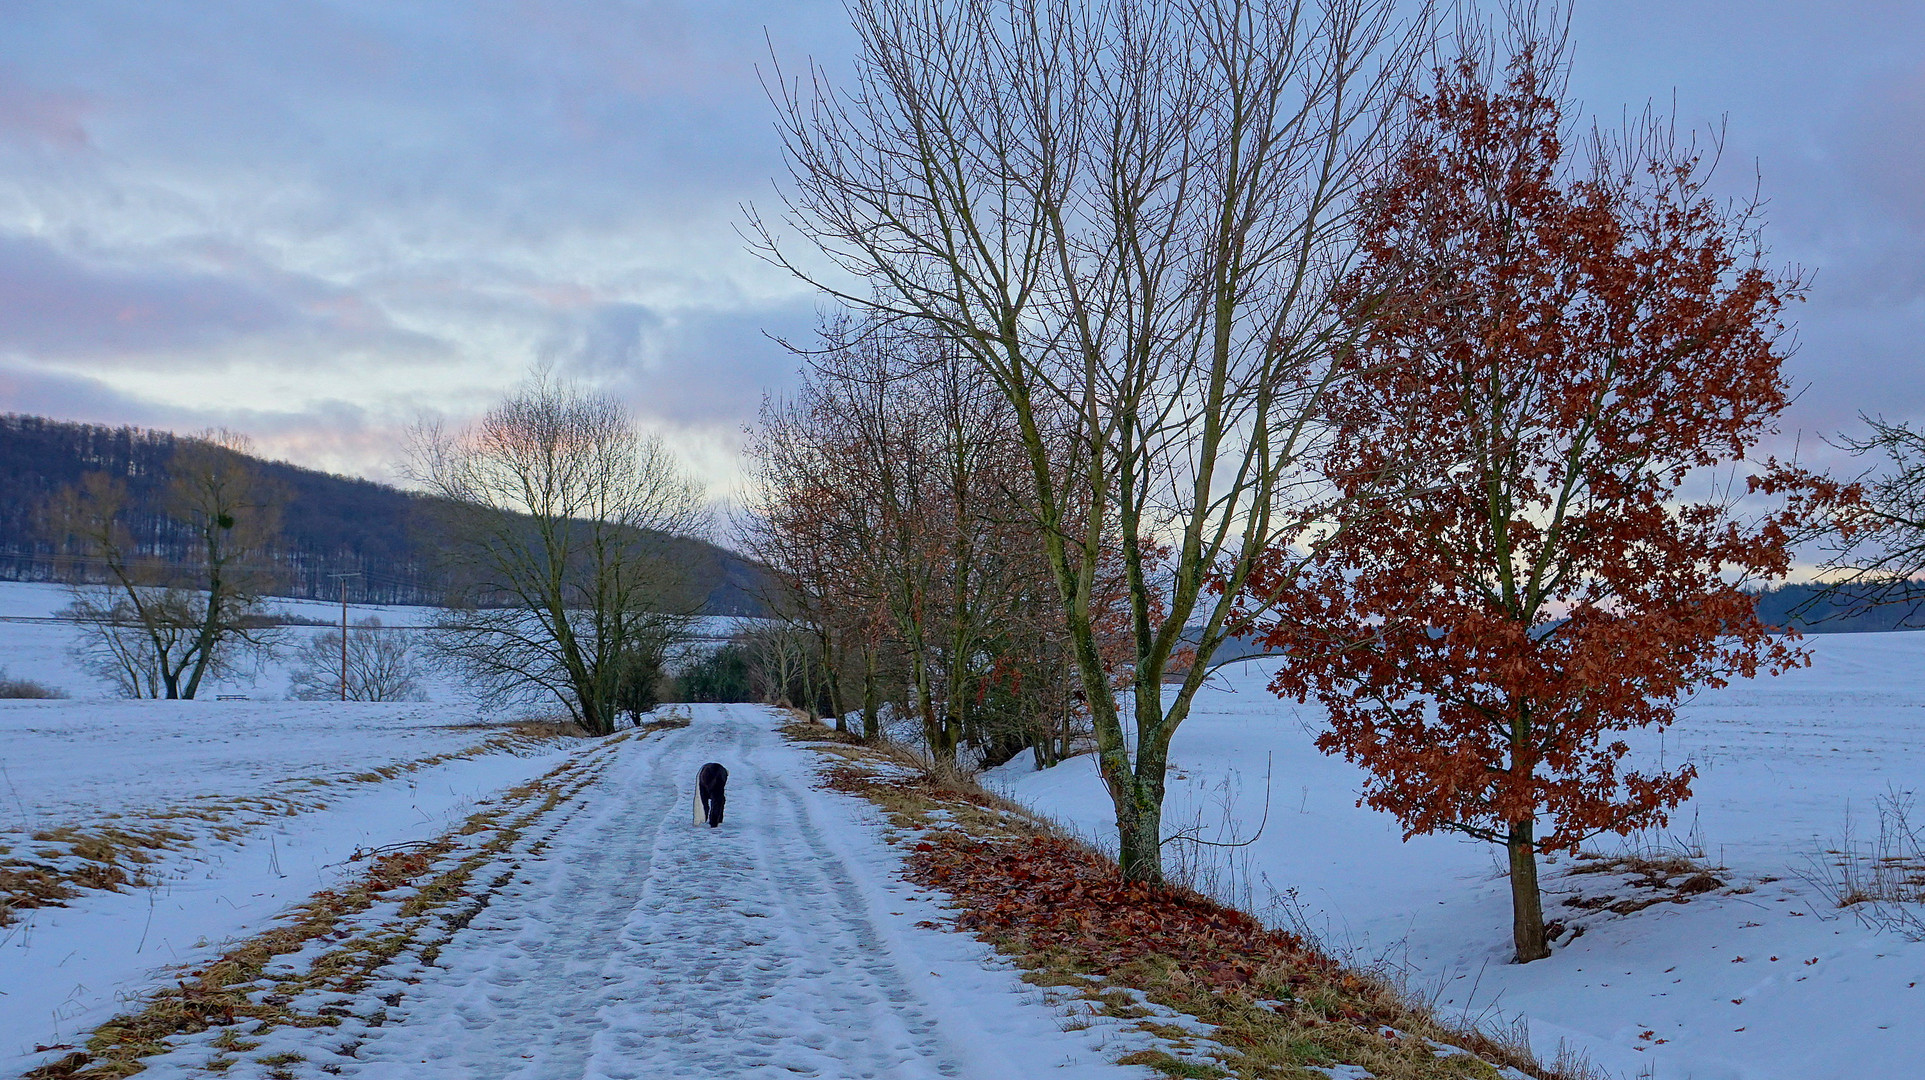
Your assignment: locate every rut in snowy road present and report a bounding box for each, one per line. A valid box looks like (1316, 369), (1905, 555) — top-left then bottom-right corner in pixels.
(129, 704), (1138, 1080)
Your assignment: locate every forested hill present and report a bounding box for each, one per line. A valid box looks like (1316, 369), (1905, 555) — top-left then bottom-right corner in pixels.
(0, 414), (769, 615)
(1753, 582), (1925, 633)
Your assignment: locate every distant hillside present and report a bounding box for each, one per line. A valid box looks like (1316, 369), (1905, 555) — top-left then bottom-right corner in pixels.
(0, 414), (769, 616)
(1753, 581), (1925, 633)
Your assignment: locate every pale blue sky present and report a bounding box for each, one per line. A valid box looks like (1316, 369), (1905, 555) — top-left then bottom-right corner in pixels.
(0, 1), (1917, 495)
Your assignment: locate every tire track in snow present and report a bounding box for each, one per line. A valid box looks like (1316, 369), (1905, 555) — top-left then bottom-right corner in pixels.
(344, 706), (970, 1080)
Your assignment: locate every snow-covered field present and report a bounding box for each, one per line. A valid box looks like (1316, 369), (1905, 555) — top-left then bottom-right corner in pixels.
(0, 581), (755, 703)
(989, 633), (1925, 1080)
(0, 583), (556, 1066)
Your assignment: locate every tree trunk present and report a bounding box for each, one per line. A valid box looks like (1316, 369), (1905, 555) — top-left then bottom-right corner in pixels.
(942, 644), (968, 764)
(1103, 705), (1170, 884)
(818, 629), (846, 731)
(1057, 688), (1074, 764)
(580, 698), (609, 737)
(907, 636), (955, 762)
(1508, 820), (1551, 963)
(860, 643), (881, 742)
(181, 524), (229, 701)
(181, 607), (219, 700)
(1116, 778), (1165, 884)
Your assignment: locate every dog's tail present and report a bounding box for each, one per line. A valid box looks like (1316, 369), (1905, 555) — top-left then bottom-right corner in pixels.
(694, 786), (703, 826)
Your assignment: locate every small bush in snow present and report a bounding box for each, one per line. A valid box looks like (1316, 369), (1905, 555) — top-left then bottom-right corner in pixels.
(0, 667), (65, 698)
(288, 618), (427, 702)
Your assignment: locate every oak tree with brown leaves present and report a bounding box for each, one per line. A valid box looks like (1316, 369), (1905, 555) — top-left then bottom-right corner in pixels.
(1253, 17), (1827, 963)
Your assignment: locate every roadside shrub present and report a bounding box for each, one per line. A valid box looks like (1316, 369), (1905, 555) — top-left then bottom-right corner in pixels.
(672, 644), (756, 702)
(612, 643), (666, 724)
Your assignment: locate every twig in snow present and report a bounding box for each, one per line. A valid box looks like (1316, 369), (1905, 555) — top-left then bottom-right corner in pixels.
(346, 840), (434, 863)
(0, 760), (31, 831)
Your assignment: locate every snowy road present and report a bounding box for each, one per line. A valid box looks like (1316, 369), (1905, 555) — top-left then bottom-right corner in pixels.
(123, 705), (1137, 1080)
(351, 707), (978, 1079)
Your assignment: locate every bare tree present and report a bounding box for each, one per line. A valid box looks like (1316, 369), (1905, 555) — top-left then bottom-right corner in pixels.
(754, 0), (1427, 879)
(741, 343), (902, 739)
(408, 375), (706, 736)
(1803, 416), (1925, 623)
(743, 322), (1074, 761)
(52, 431), (284, 699)
(287, 618), (429, 702)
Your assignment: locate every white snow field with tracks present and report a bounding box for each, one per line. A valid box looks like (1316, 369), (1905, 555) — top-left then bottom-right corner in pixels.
(0, 700), (575, 1073)
(1, 696), (1141, 1079)
(991, 633), (1925, 1080)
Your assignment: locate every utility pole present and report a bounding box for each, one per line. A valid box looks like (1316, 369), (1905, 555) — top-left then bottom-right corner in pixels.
(329, 572), (361, 701)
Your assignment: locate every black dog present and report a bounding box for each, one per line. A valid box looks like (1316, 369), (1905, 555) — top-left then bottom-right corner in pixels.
(695, 762), (728, 828)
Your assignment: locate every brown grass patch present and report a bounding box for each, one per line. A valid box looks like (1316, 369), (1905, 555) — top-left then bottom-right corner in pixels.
(1558, 852), (1729, 918)
(1, 825), (193, 926)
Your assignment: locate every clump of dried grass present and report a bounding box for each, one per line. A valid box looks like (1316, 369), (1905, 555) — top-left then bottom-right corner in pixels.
(1559, 851), (1728, 916)
(1, 824), (192, 926)
(1801, 789), (1925, 939)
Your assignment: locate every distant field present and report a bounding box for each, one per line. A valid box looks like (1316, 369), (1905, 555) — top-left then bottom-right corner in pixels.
(0, 698), (548, 831)
(0, 580), (761, 703)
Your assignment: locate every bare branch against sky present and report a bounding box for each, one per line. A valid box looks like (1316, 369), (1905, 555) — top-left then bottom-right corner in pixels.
(0, 1), (1917, 494)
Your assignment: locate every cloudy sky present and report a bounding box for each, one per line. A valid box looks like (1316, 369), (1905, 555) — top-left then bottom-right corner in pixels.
(0, 1), (1919, 499)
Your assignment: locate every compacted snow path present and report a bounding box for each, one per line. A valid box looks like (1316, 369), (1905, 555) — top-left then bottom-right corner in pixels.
(327, 705), (1129, 1080)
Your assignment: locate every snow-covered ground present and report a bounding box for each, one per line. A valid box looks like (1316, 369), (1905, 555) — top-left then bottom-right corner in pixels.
(0, 702), (576, 1069)
(197, 705), (1144, 1079)
(5, 703), (1147, 1079)
(0, 580), (575, 1066)
(0, 699), (541, 827)
(988, 633), (1925, 1080)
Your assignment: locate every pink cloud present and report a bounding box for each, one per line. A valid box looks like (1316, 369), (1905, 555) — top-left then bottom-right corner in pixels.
(0, 73), (93, 150)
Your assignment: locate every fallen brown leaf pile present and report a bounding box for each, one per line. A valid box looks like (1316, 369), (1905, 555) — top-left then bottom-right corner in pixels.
(908, 831), (1393, 1017)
